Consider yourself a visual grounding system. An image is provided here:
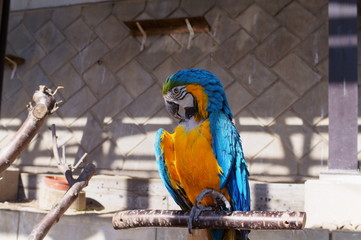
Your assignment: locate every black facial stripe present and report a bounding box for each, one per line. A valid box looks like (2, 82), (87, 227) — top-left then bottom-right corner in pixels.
(185, 107), (196, 119)
(165, 86), (187, 101)
(177, 87), (187, 99)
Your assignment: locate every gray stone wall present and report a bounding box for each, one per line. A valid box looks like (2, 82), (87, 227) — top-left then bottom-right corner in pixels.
(1, 0), (333, 180)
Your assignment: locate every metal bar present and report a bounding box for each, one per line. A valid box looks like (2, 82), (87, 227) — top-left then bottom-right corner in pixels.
(112, 210), (306, 230)
(0, 0), (10, 115)
(328, 0), (358, 170)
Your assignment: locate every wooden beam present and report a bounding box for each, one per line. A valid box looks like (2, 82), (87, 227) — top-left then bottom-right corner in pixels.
(328, 0), (358, 170)
(4, 54), (25, 66)
(0, 0), (10, 114)
(124, 16), (210, 36)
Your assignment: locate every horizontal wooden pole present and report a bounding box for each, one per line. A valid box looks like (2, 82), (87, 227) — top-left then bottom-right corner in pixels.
(124, 17), (210, 36)
(112, 210), (306, 230)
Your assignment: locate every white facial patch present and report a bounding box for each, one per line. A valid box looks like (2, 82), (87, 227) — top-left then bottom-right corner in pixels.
(177, 93), (194, 108)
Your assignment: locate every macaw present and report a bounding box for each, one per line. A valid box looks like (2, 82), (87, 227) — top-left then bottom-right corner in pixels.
(154, 69), (250, 240)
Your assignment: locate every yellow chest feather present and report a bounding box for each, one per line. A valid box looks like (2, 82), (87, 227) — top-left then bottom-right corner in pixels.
(164, 120), (227, 205)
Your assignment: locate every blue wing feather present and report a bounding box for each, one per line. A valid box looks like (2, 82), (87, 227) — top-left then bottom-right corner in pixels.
(209, 111), (250, 240)
(154, 128), (192, 210)
(209, 111), (250, 211)
(209, 112), (233, 189)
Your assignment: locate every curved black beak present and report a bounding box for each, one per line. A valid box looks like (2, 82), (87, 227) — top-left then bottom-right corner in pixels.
(165, 100), (182, 120)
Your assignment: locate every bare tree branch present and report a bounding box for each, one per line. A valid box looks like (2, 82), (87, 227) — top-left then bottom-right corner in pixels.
(50, 124), (89, 186)
(28, 163), (96, 240)
(28, 125), (96, 240)
(113, 210), (306, 230)
(74, 153), (87, 170)
(0, 85), (61, 174)
(50, 124), (73, 185)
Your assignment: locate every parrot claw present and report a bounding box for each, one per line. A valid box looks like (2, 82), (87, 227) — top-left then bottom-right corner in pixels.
(188, 204), (212, 233)
(188, 188), (231, 234)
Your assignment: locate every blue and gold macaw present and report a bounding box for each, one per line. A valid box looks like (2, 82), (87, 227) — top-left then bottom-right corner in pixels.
(154, 69), (250, 240)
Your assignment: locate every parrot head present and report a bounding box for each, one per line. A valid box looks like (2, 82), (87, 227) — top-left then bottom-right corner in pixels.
(162, 69), (232, 125)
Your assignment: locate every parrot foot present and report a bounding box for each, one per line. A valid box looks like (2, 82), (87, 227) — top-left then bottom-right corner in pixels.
(188, 204), (213, 233)
(188, 189), (231, 234)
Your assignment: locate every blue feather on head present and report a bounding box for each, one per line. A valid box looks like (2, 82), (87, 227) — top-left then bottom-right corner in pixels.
(163, 69), (233, 119)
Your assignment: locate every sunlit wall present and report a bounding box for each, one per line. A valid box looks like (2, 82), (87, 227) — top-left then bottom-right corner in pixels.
(1, 0), (350, 181)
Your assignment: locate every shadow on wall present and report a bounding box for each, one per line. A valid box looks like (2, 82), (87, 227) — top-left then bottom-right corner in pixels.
(1, 0), (360, 213)
(1, 81), (332, 178)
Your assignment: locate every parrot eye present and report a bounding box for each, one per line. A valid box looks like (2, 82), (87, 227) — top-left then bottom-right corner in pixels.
(171, 86), (186, 100)
(172, 88), (179, 94)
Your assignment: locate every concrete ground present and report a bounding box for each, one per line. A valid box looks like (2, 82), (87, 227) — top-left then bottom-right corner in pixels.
(1, 172), (360, 239)
(0, 208), (360, 240)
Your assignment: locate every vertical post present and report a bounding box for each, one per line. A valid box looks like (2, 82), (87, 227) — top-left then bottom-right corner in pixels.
(328, 0), (358, 170)
(0, 0), (11, 115)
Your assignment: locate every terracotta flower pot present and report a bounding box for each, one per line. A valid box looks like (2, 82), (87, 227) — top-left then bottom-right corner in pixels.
(40, 175), (86, 211)
(44, 176), (69, 191)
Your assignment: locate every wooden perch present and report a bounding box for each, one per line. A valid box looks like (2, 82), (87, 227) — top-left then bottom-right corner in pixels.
(0, 85), (61, 174)
(113, 210), (306, 230)
(28, 125), (96, 240)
